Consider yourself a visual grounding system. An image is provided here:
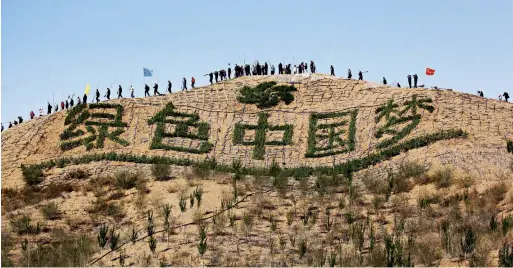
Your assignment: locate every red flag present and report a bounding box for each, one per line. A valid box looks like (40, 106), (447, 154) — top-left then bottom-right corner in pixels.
(426, 68), (435, 76)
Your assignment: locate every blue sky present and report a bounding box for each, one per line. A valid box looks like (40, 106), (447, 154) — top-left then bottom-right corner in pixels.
(2, 0), (513, 123)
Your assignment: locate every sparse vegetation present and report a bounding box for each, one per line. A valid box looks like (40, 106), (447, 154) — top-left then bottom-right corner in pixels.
(151, 163), (171, 181)
(115, 170), (142, 189)
(21, 165), (44, 186)
(428, 166), (454, 188)
(41, 202), (61, 220)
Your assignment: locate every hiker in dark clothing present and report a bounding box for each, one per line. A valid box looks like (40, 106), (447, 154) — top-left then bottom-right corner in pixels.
(83, 93), (87, 104)
(310, 61), (316, 73)
(214, 71), (219, 83)
(256, 62), (261, 75)
(278, 63), (283, 74)
(18, 116), (23, 123)
(47, 102), (53, 115)
(96, 89), (100, 103)
(144, 84), (150, 97)
(271, 65), (275, 75)
(168, 81), (172, 93)
(504, 92), (510, 102)
(1, 123), (3, 131)
(8, 122), (12, 128)
(153, 83), (161, 95)
(13, 121), (18, 126)
(264, 62), (269, 75)
(77, 96), (81, 105)
(209, 73), (214, 84)
(407, 75), (412, 88)
(60, 101), (64, 110)
(69, 97), (74, 107)
(105, 88), (111, 100)
(348, 69), (352, 79)
(65, 100), (69, 109)
(228, 66), (232, 79)
(413, 74), (418, 88)
(182, 78), (187, 91)
(397, 82), (401, 88)
(191, 77), (195, 89)
(30, 111), (35, 119)
(478, 91), (484, 97)
(117, 85), (123, 98)
(330, 65), (335, 76)
(130, 85), (135, 97)
(54, 104), (58, 112)
(383, 77), (387, 85)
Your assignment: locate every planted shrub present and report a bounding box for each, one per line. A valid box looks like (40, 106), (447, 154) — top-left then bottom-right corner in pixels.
(21, 165), (44, 186)
(109, 227), (120, 250)
(97, 223), (109, 249)
(198, 224), (208, 257)
(10, 215), (42, 235)
(499, 243), (513, 267)
(429, 166), (454, 188)
(115, 171), (141, 189)
(502, 215), (513, 237)
(67, 169), (89, 179)
(148, 235), (157, 253)
(151, 163), (171, 181)
(237, 81), (297, 109)
(179, 196), (187, 212)
(41, 202), (61, 220)
(194, 187), (204, 207)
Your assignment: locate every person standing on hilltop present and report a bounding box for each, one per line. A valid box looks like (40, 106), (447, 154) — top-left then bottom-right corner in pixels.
(330, 65), (335, 76)
(167, 81), (172, 94)
(383, 77), (387, 85)
(477, 91), (484, 97)
(413, 74), (418, 88)
(310, 61), (316, 73)
(208, 72), (213, 85)
(18, 116), (23, 123)
(30, 110), (35, 119)
(214, 71), (219, 83)
(278, 63), (283, 75)
(144, 84), (150, 97)
(95, 89), (100, 103)
(83, 93), (88, 104)
(65, 99), (69, 109)
(264, 62), (269, 75)
(348, 69), (352, 79)
(359, 71), (363, 80)
(39, 108), (43, 117)
(228, 65), (232, 79)
(54, 104), (58, 112)
(105, 88), (111, 100)
(397, 82), (401, 88)
(60, 101), (64, 111)
(407, 75), (412, 88)
(69, 95), (75, 107)
(153, 83), (162, 95)
(504, 92), (510, 102)
(182, 78), (187, 91)
(117, 85), (123, 98)
(8, 122), (12, 128)
(130, 85), (135, 97)
(191, 77), (196, 89)
(271, 65), (275, 75)
(77, 96), (81, 105)
(1, 123), (3, 131)
(47, 102), (53, 115)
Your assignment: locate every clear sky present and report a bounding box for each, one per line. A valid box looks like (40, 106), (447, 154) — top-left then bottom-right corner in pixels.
(2, 0), (513, 123)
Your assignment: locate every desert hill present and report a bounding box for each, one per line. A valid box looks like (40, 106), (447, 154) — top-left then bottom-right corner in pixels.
(2, 73), (513, 266)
